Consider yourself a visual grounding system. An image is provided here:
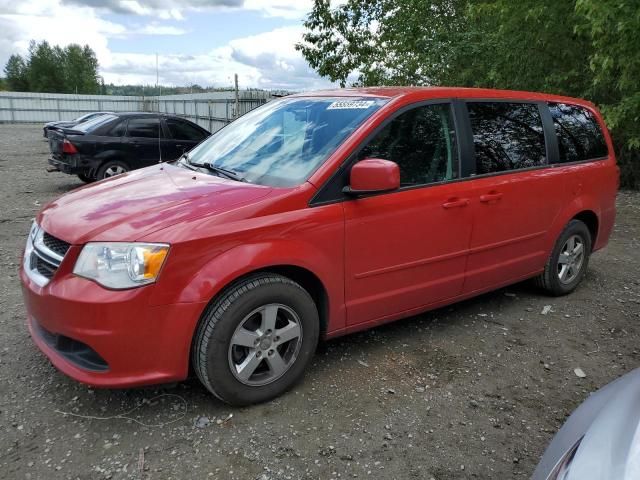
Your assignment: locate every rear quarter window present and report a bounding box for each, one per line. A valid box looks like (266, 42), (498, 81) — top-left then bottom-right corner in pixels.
(166, 118), (207, 141)
(549, 103), (608, 163)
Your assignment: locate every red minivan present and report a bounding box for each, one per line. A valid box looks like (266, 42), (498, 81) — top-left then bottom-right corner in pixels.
(20, 88), (618, 405)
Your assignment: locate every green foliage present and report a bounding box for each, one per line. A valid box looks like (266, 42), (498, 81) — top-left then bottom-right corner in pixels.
(299, 0), (640, 188)
(298, 0), (467, 87)
(3, 40), (100, 94)
(4, 54), (29, 91)
(576, 0), (640, 187)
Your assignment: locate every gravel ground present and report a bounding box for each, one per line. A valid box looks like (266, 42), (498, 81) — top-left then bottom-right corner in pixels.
(1, 123), (639, 480)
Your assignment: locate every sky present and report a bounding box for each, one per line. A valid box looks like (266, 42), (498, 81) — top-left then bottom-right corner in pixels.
(0, 0), (342, 91)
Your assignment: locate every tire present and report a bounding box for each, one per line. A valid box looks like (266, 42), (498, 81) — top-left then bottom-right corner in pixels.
(535, 219), (592, 296)
(77, 173), (95, 183)
(96, 160), (129, 180)
(192, 273), (319, 406)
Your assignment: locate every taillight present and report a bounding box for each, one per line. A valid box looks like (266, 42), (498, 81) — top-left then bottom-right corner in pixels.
(62, 139), (78, 154)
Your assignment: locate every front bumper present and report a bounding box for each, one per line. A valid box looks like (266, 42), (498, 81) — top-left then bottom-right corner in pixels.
(20, 260), (206, 388)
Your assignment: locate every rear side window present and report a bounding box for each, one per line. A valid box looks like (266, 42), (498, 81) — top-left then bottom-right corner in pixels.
(468, 102), (546, 174)
(74, 114), (117, 133)
(127, 118), (162, 139)
(106, 120), (127, 137)
(549, 103), (608, 163)
(165, 118), (206, 141)
(357, 103), (459, 186)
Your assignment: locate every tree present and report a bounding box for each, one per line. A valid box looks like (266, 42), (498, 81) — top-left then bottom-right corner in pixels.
(63, 44), (100, 94)
(297, 0), (467, 87)
(298, 0), (640, 188)
(26, 41), (66, 93)
(4, 54), (29, 91)
(2, 40), (101, 94)
(576, 0), (640, 187)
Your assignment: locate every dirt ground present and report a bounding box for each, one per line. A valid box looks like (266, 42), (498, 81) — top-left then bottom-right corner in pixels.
(0, 123), (639, 480)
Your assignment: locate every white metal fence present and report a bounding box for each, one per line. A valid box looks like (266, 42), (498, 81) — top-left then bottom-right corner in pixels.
(0, 90), (274, 133)
(153, 91), (271, 132)
(0, 92), (143, 123)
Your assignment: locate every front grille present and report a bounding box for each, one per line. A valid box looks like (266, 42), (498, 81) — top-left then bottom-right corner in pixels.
(32, 253), (57, 279)
(25, 228), (70, 286)
(42, 232), (70, 257)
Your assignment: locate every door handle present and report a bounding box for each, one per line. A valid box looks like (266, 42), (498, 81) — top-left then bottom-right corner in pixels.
(442, 197), (469, 209)
(480, 192), (503, 203)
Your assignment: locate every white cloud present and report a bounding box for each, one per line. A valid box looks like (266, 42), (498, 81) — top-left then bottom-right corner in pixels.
(135, 23), (187, 35)
(102, 26), (334, 90)
(57, 0), (313, 20)
(0, 0), (335, 91)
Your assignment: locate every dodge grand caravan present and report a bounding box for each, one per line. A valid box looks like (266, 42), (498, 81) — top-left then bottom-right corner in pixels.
(20, 87), (618, 405)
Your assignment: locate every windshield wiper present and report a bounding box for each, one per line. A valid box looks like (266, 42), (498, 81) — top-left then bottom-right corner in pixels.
(202, 163), (246, 182)
(178, 153), (198, 170)
(179, 154), (246, 182)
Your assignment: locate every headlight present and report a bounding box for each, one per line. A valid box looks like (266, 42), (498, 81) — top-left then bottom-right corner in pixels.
(73, 242), (170, 289)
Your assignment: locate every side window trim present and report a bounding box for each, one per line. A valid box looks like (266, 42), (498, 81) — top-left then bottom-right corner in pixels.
(461, 98), (550, 178)
(453, 100), (475, 178)
(309, 99), (460, 206)
(160, 117), (171, 139)
(539, 102), (560, 165)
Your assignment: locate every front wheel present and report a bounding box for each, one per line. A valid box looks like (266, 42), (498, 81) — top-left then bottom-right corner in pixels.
(192, 274), (319, 406)
(535, 219), (592, 296)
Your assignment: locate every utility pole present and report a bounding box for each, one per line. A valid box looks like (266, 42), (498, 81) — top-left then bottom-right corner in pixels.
(234, 73), (239, 119)
(155, 53), (159, 93)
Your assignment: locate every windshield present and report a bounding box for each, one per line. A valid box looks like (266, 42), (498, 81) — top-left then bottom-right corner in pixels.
(73, 112), (97, 122)
(73, 114), (117, 133)
(186, 97), (387, 187)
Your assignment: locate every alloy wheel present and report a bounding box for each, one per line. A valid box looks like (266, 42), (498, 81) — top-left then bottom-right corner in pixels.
(557, 234), (585, 284)
(228, 303), (303, 386)
(104, 165), (127, 177)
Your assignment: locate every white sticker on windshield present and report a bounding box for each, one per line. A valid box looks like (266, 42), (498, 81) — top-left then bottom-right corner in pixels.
(327, 100), (375, 110)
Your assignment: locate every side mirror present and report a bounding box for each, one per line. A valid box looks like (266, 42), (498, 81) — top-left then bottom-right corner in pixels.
(344, 158), (400, 196)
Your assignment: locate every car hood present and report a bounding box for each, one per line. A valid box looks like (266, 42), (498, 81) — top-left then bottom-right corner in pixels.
(532, 368), (640, 480)
(37, 164), (273, 244)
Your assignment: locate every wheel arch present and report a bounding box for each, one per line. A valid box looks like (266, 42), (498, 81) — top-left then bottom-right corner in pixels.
(186, 264), (330, 377)
(548, 195), (602, 255)
(572, 210), (599, 251)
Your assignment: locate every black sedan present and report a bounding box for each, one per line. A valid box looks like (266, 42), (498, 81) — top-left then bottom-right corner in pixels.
(47, 113), (210, 182)
(43, 111), (114, 138)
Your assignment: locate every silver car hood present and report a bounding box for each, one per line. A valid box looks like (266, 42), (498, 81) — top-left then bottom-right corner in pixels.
(532, 368), (640, 480)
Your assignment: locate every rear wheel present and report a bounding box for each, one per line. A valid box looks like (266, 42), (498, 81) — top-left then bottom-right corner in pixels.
(192, 274), (319, 406)
(97, 160), (129, 180)
(77, 173), (95, 183)
(535, 219), (592, 296)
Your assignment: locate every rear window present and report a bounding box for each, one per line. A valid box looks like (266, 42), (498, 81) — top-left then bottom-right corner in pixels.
(548, 103), (608, 163)
(74, 114), (117, 133)
(468, 102), (546, 174)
